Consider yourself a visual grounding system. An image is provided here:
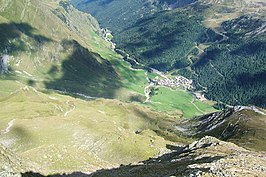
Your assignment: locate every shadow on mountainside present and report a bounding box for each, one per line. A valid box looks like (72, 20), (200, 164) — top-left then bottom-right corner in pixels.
(0, 22), (123, 99)
(0, 22), (139, 100)
(0, 22), (52, 54)
(21, 143), (224, 177)
(44, 39), (122, 99)
(21, 172), (89, 177)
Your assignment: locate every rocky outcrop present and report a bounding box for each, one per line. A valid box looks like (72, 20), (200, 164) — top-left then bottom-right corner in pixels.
(0, 144), (24, 177)
(182, 136), (266, 176)
(177, 108), (266, 151)
(0, 55), (9, 73)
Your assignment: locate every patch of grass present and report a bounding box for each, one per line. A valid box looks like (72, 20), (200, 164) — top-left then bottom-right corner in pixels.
(0, 77), (21, 97)
(110, 59), (147, 95)
(147, 87), (216, 118)
(147, 71), (159, 80)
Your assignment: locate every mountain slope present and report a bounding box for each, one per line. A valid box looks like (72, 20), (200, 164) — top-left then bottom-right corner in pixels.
(178, 107), (266, 151)
(70, 0), (197, 34)
(0, 0), (131, 98)
(0, 0), (181, 174)
(0, 0), (150, 105)
(190, 15), (266, 107)
(113, 8), (211, 71)
(74, 0), (266, 108)
(0, 0), (215, 175)
(0, 0), (215, 114)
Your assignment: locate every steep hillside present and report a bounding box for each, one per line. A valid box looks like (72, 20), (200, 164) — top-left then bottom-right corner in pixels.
(113, 8), (211, 71)
(70, 0), (197, 34)
(178, 0), (266, 108)
(190, 15), (266, 108)
(71, 0), (265, 35)
(0, 0), (121, 99)
(0, 0), (143, 101)
(178, 106), (266, 151)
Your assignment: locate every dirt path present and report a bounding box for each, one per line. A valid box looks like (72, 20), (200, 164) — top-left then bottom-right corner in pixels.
(2, 119), (16, 134)
(64, 100), (76, 117)
(191, 98), (204, 114)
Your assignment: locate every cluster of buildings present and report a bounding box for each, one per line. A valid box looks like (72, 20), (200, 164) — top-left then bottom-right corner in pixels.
(153, 75), (193, 90)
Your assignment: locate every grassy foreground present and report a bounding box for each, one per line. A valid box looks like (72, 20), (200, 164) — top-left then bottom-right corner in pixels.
(0, 86), (191, 174)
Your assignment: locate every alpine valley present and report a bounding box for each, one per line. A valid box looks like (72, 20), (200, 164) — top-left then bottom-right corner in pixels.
(0, 0), (265, 176)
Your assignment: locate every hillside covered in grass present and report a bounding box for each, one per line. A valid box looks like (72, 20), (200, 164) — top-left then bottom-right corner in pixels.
(0, 0), (120, 98)
(0, 86), (190, 174)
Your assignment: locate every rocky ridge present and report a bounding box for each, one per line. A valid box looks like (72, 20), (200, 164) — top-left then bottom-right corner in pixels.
(177, 107), (266, 151)
(0, 144), (24, 177)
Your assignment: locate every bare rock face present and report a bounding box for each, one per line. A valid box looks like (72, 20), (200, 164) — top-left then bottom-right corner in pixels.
(177, 108), (266, 151)
(0, 144), (24, 177)
(0, 55), (9, 73)
(182, 136), (266, 176)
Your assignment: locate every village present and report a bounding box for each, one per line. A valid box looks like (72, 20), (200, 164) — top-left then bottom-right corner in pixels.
(152, 75), (194, 90)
